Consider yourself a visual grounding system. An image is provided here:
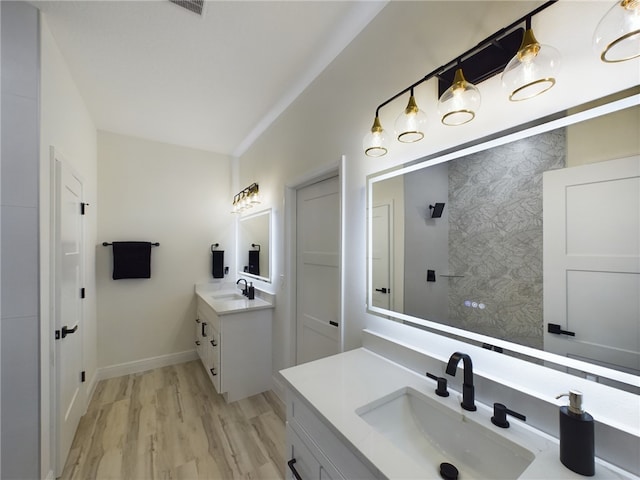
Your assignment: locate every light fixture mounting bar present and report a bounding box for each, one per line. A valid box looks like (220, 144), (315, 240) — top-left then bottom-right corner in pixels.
(373, 0), (557, 118)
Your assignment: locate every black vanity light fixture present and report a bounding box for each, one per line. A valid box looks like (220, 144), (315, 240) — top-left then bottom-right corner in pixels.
(363, 1), (560, 157)
(593, 0), (640, 63)
(231, 183), (261, 214)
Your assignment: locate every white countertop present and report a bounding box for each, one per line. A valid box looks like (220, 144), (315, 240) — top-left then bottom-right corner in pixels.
(195, 283), (274, 315)
(280, 348), (636, 480)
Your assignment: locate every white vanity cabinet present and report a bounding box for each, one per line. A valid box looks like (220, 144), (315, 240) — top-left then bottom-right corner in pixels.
(285, 387), (376, 480)
(195, 295), (272, 402)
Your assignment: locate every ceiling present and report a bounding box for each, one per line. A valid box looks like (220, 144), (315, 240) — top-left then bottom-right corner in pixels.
(32, 0), (387, 156)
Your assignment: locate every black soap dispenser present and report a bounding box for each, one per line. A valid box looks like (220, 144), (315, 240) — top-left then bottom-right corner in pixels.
(247, 282), (255, 300)
(556, 390), (595, 476)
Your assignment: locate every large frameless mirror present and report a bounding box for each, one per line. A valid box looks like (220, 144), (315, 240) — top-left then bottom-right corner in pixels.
(238, 208), (272, 283)
(367, 88), (639, 392)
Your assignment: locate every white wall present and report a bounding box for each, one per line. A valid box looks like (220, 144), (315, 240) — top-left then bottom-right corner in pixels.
(567, 105), (640, 167)
(97, 131), (232, 370)
(403, 163), (449, 321)
(1, 3), (40, 478)
(39, 14), (98, 479)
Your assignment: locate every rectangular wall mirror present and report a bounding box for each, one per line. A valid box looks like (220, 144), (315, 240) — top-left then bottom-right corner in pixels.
(367, 88), (639, 392)
(238, 208), (272, 283)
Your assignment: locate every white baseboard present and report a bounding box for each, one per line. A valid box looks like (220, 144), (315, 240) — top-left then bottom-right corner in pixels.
(85, 369), (99, 406)
(97, 350), (198, 381)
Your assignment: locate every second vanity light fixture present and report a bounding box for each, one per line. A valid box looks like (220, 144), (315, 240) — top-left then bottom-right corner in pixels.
(364, 1), (560, 157)
(231, 183), (261, 214)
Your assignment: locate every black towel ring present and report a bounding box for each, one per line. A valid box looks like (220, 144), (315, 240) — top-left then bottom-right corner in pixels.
(251, 243), (261, 251)
(211, 243), (220, 252)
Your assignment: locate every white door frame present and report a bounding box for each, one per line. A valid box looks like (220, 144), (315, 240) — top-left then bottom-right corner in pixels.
(48, 148), (87, 476)
(284, 159), (343, 368)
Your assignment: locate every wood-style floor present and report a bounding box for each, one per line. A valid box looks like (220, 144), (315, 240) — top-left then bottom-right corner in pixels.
(60, 360), (286, 480)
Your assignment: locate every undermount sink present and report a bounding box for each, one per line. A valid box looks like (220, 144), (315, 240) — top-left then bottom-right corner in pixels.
(210, 291), (246, 301)
(356, 387), (536, 479)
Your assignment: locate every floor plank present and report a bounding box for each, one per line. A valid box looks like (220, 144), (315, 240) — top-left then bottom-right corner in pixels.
(60, 360), (285, 480)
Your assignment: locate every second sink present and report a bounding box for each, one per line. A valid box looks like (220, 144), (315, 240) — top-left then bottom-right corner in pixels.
(356, 387), (535, 479)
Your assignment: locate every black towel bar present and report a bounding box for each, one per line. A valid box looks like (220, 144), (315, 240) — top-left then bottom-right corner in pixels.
(103, 242), (160, 247)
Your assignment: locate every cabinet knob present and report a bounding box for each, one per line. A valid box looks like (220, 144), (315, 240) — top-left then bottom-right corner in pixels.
(210, 340), (217, 347)
(195, 341), (200, 346)
(210, 368), (217, 376)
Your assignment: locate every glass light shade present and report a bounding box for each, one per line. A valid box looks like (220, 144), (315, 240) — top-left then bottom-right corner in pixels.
(394, 95), (427, 142)
(250, 190), (261, 204)
(437, 69), (481, 126)
(363, 116), (389, 157)
(501, 29), (561, 102)
(593, 0), (640, 62)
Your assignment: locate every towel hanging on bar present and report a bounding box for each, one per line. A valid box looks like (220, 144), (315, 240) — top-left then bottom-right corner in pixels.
(212, 250), (224, 278)
(248, 250), (260, 276)
(110, 241), (154, 279)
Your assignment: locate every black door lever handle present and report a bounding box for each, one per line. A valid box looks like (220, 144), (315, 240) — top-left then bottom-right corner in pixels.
(61, 325), (78, 339)
(375, 287), (389, 294)
(548, 323), (575, 336)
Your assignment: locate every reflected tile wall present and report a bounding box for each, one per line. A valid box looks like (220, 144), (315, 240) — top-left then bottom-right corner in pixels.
(448, 129), (566, 349)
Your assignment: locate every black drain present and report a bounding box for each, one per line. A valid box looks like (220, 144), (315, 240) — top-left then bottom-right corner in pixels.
(439, 462), (459, 480)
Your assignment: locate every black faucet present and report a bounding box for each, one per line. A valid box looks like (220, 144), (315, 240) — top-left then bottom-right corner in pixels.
(236, 278), (248, 296)
(445, 352), (477, 411)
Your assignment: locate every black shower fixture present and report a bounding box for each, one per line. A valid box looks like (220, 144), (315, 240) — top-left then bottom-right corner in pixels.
(429, 203), (446, 218)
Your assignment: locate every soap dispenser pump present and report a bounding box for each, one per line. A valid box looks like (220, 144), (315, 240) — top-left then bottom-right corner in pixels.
(556, 390), (595, 476)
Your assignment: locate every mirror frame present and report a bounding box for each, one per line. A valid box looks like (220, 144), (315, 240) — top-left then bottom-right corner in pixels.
(238, 207), (273, 284)
(367, 88), (640, 389)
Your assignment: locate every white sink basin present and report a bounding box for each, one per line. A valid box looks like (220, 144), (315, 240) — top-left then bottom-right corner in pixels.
(210, 291), (246, 301)
(356, 387), (535, 479)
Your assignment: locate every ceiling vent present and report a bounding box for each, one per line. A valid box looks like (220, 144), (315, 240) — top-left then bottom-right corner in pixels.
(169, 0), (205, 16)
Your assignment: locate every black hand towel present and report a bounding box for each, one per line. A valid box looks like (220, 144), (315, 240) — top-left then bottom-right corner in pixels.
(112, 242), (152, 279)
(212, 250), (225, 278)
(248, 250), (260, 276)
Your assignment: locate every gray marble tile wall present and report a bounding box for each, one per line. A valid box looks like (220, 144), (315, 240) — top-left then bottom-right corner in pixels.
(448, 130), (566, 348)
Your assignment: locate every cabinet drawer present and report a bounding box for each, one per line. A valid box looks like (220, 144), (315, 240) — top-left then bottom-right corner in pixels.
(288, 391), (375, 480)
(287, 424), (321, 480)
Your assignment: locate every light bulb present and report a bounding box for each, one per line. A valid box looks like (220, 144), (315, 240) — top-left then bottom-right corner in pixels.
(395, 94), (427, 142)
(593, 0), (640, 62)
(363, 116), (389, 157)
(437, 69), (481, 126)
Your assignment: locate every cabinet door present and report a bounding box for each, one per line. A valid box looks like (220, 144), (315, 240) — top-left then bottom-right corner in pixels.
(195, 314), (205, 360)
(208, 328), (222, 393)
(287, 425), (321, 480)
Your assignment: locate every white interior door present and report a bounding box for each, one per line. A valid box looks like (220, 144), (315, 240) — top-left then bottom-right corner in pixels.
(296, 176), (340, 365)
(543, 155), (640, 376)
(372, 204), (391, 310)
(53, 151), (85, 475)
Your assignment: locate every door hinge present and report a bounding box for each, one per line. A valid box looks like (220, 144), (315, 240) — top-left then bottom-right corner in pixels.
(80, 202), (89, 215)
(80, 287), (86, 299)
(55, 330), (60, 340)
(81, 371), (86, 383)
